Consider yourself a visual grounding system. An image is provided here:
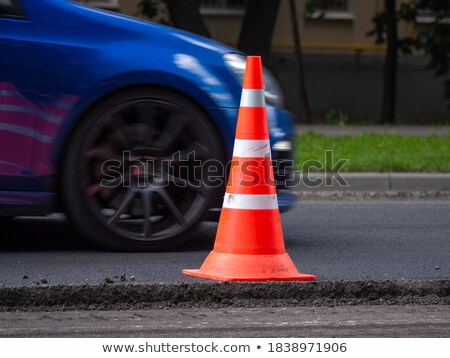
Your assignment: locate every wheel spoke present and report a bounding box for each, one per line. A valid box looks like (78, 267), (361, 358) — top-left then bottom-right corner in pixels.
(154, 112), (184, 151)
(136, 102), (155, 125)
(86, 183), (104, 197)
(109, 125), (133, 149)
(100, 186), (123, 201)
(87, 175), (122, 197)
(155, 188), (186, 226)
(133, 103), (156, 143)
(140, 191), (153, 237)
(86, 142), (117, 161)
(107, 114), (135, 149)
(164, 172), (205, 193)
(108, 189), (136, 225)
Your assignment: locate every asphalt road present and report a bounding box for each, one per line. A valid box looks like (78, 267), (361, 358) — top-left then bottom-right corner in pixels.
(0, 200), (448, 286)
(1, 305), (449, 338)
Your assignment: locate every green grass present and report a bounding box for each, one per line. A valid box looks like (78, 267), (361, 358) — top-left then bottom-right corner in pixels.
(295, 131), (450, 172)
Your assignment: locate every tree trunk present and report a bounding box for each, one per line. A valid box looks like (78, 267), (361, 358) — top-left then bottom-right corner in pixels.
(238, 0), (281, 63)
(165, 0), (211, 38)
(381, 0), (398, 124)
(288, 0), (311, 124)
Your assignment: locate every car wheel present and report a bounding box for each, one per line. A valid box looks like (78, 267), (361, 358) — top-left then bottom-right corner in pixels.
(62, 87), (225, 251)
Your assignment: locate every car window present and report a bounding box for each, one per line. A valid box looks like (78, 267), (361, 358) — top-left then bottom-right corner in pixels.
(0, 0), (25, 19)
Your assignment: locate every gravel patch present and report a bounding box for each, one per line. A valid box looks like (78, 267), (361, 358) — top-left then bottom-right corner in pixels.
(0, 280), (448, 312)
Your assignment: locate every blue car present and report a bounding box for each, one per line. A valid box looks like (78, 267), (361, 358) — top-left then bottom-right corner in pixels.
(0, 0), (295, 251)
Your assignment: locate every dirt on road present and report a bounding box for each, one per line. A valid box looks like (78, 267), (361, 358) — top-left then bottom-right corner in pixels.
(0, 280), (448, 312)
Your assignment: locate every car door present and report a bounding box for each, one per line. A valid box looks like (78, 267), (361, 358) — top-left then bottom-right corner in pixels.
(0, 0), (37, 190)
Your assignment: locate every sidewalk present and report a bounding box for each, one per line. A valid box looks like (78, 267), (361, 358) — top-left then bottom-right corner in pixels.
(295, 125), (449, 137)
(293, 173), (450, 192)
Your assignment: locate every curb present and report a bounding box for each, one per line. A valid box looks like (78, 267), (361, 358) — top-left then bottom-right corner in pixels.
(292, 173), (450, 192)
(0, 280), (449, 311)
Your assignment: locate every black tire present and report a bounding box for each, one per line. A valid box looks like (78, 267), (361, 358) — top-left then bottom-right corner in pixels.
(62, 87), (225, 251)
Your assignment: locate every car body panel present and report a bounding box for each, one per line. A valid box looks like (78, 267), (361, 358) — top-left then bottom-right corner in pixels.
(0, 0), (295, 214)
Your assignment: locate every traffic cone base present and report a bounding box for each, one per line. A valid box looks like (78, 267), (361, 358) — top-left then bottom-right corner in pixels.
(182, 252), (316, 282)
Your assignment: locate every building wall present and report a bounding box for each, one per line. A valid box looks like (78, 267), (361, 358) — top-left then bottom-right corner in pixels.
(276, 52), (448, 123)
(119, 0), (140, 16)
(204, 0), (384, 53)
(115, 0), (423, 54)
(113, 0), (449, 123)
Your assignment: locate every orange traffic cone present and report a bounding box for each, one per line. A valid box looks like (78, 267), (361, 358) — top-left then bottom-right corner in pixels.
(182, 56), (316, 282)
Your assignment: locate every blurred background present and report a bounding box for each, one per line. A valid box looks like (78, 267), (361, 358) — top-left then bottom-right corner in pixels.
(81, 0), (450, 125)
(77, 0), (449, 175)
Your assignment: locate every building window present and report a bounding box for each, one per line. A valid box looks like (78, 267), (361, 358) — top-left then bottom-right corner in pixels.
(413, 0), (450, 25)
(415, 4), (439, 24)
(77, 0), (119, 10)
(307, 0), (354, 21)
(200, 0), (247, 16)
(327, 0), (350, 13)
